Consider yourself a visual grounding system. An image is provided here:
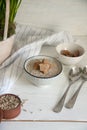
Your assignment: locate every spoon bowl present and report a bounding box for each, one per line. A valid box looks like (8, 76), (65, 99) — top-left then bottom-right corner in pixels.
(69, 67), (82, 82)
(82, 66), (87, 79)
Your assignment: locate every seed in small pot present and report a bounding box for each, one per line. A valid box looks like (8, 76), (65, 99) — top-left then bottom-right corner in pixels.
(0, 95), (20, 110)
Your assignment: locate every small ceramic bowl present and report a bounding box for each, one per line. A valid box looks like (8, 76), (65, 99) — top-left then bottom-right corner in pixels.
(56, 43), (85, 65)
(0, 93), (21, 121)
(24, 55), (62, 87)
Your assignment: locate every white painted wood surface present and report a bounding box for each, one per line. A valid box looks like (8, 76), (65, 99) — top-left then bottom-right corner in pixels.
(3, 37), (87, 122)
(1, 1), (87, 129)
(1, 36), (87, 130)
(15, 0), (87, 35)
(1, 122), (87, 130)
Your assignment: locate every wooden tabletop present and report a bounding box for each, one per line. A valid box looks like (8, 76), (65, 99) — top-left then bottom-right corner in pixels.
(1, 36), (87, 130)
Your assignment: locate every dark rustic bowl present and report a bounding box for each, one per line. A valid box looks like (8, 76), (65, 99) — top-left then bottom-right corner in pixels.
(0, 93), (21, 121)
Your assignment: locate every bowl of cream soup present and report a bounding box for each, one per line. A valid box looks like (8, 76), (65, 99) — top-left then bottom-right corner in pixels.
(24, 55), (62, 87)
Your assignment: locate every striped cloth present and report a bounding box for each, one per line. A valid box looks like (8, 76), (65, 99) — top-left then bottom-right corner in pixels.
(0, 24), (74, 94)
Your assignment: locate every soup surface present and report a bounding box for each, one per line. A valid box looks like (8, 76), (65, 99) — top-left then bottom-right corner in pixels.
(26, 58), (59, 78)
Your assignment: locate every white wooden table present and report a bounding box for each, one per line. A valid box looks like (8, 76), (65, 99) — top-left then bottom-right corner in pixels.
(7, 0), (87, 129)
(1, 36), (87, 130)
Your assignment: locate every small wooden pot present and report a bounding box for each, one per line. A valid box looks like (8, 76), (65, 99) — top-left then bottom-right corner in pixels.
(0, 93), (21, 121)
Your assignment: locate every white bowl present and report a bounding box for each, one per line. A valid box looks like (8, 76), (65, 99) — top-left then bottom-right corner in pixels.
(56, 43), (85, 65)
(24, 55), (62, 87)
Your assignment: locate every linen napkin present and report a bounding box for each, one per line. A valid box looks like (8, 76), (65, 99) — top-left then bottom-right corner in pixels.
(0, 24), (74, 94)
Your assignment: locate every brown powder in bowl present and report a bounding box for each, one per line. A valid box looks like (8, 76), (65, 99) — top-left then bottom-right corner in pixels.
(61, 49), (80, 57)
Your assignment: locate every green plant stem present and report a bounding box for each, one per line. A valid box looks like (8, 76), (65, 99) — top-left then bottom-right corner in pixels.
(0, 0), (22, 40)
(10, 0), (22, 23)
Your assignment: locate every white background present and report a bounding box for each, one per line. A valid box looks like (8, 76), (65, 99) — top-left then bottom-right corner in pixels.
(15, 0), (87, 35)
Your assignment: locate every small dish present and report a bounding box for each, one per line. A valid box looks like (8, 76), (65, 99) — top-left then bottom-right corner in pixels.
(0, 93), (21, 121)
(56, 43), (85, 65)
(24, 55), (62, 87)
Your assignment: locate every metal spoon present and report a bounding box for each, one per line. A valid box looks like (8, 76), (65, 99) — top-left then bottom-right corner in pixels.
(53, 67), (82, 113)
(65, 66), (87, 109)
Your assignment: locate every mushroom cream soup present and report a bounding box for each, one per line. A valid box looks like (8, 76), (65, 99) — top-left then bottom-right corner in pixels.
(26, 58), (59, 78)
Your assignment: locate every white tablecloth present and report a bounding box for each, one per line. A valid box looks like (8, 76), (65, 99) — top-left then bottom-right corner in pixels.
(0, 24), (87, 123)
(0, 24), (74, 94)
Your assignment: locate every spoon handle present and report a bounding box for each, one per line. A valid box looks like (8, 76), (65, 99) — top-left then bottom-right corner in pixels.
(65, 80), (85, 109)
(53, 82), (72, 113)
